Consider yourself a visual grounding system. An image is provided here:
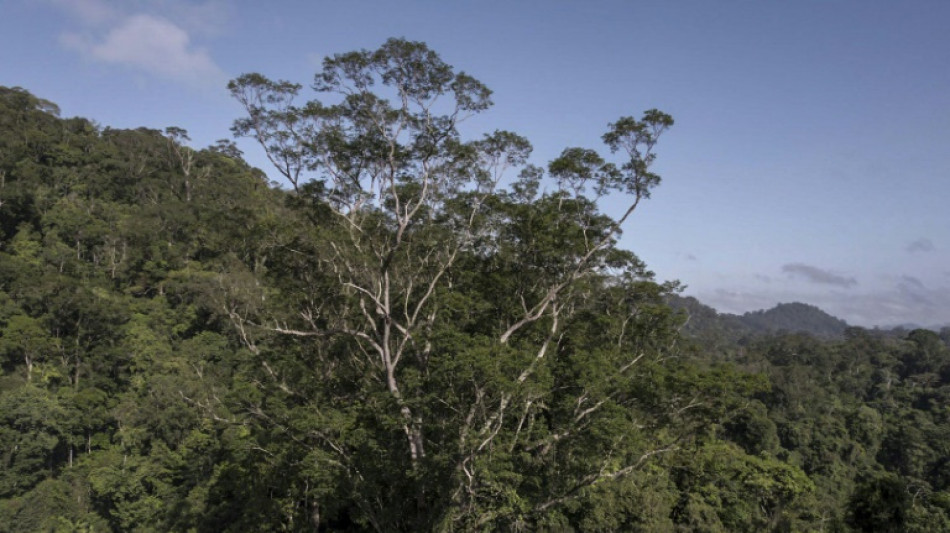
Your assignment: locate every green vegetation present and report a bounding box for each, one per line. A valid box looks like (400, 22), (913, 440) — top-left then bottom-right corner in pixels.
(671, 297), (852, 342)
(2, 40), (949, 531)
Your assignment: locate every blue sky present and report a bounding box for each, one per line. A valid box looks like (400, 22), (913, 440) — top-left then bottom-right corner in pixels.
(3, 0), (949, 327)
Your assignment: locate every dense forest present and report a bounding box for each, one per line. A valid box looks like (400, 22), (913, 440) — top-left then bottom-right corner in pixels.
(2, 40), (950, 532)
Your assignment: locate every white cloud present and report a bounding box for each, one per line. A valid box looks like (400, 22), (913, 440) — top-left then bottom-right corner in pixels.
(49, 0), (230, 31)
(51, 0), (229, 89)
(62, 13), (226, 88)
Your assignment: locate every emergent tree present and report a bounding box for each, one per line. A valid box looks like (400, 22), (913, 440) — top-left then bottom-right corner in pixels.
(228, 38), (680, 530)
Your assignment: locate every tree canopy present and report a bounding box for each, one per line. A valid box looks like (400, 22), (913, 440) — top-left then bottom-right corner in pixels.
(1, 40), (948, 532)
(225, 37), (684, 529)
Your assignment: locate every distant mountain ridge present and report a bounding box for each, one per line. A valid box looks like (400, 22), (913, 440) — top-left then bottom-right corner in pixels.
(737, 302), (849, 337)
(668, 296), (850, 341)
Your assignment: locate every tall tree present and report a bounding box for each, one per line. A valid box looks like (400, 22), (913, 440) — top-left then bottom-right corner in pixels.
(229, 38), (679, 529)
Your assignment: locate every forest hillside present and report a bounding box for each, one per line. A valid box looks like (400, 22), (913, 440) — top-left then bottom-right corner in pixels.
(2, 40), (950, 533)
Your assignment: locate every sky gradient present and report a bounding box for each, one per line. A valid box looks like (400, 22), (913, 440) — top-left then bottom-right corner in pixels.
(3, 0), (949, 327)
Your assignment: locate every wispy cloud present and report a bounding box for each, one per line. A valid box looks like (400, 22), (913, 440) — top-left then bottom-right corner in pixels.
(63, 14), (226, 88)
(782, 263), (857, 288)
(834, 279), (949, 327)
(905, 238), (934, 253)
(53, 0), (228, 89)
(157, 0), (231, 37)
(896, 275), (931, 306)
(48, 0), (118, 25)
